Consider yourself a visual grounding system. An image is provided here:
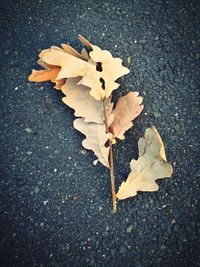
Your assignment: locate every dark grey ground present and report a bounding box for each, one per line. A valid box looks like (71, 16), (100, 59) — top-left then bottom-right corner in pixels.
(0, 0), (200, 266)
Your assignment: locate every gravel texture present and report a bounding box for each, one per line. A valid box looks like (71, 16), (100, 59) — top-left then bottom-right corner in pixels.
(0, 0), (200, 266)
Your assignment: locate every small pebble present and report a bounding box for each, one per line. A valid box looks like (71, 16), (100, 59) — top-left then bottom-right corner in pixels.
(25, 128), (32, 133)
(126, 225), (133, 233)
(99, 206), (103, 212)
(34, 186), (40, 194)
(105, 226), (109, 231)
(80, 149), (86, 155)
(171, 219), (176, 224)
(154, 111), (161, 118)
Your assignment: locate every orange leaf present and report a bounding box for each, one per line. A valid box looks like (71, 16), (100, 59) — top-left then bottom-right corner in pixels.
(28, 67), (61, 82)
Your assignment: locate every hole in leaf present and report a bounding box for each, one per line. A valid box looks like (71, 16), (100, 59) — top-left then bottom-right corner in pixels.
(105, 140), (109, 147)
(99, 78), (105, 90)
(96, 62), (103, 72)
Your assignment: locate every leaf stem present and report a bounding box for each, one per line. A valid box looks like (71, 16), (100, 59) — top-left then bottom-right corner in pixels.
(103, 100), (117, 213)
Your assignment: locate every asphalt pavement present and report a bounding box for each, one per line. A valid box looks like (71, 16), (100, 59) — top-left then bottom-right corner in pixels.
(0, 0), (200, 266)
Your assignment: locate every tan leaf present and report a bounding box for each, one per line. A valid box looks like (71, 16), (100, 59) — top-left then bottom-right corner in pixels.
(61, 43), (89, 61)
(78, 34), (92, 48)
(78, 38), (130, 99)
(81, 48), (90, 60)
(104, 96), (114, 127)
(52, 78), (66, 90)
(78, 56), (129, 100)
(77, 62), (105, 100)
(40, 49), (90, 80)
(110, 92), (144, 140)
(73, 118), (111, 167)
(61, 77), (105, 123)
(116, 127), (173, 200)
(30, 36), (129, 100)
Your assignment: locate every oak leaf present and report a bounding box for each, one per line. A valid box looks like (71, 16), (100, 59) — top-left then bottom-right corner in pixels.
(28, 35), (130, 100)
(61, 77), (114, 167)
(116, 127), (173, 200)
(61, 77), (104, 124)
(110, 92), (144, 140)
(61, 77), (114, 125)
(73, 118), (111, 167)
(61, 43), (89, 60)
(29, 48), (66, 89)
(28, 67), (61, 83)
(78, 35), (130, 100)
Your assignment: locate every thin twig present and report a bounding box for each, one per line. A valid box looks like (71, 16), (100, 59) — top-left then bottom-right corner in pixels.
(103, 100), (117, 213)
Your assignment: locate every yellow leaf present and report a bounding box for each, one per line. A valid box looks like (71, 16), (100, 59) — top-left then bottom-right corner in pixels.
(110, 92), (144, 140)
(116, 127), (173, 200)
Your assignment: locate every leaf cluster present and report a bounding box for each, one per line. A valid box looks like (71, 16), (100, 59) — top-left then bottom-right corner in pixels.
(28, 35), (173, 212)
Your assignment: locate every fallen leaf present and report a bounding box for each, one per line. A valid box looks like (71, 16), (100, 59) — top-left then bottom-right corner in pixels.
(28, 67), (61, 82)
(29, 49), (66, 89)
(78, 36), (130, 99)
(61, 77), (105, 124)
(61, 43), (89, 60)
(78, 34), (92, 48)
(39, 49), (90, 80)
(110, 92), (144, 140)
(81, 48), (90, 60)
(29, 35), (130, 100)
(117, 127), (173, 200)
(104, 96), (114, 127)
(61, 77), (114, 124)
(73, 118), (111, 167)
(52, 78), (66, 90)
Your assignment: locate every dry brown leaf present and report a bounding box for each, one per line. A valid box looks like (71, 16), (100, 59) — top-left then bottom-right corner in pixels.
(52, 78), (66, 90)
(104, 96), (114, 127)
(73, 118), (111, 167)
(29, 35), (129, 101)
(110, 92), (144, 140)
(78, 56), (129, 100)
(61, 43), (89, 60)
(40, 46), (129, 100)
(81, 48), (90, 60)
(62, 77), (105, 123)
(78, 36), (130, 99)
(29, 48), (66, 89)
(78, 34), (92, 48)
(116, 127), (173, 200)
(40, 49), (90, 80)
